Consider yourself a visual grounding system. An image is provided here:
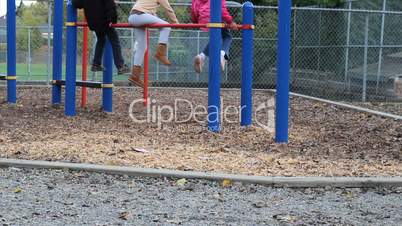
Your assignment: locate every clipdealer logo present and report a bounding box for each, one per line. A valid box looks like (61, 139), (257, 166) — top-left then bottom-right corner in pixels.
(129, 97), (275, 131)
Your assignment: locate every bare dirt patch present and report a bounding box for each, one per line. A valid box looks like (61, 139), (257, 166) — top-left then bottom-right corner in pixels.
(0, 87), (401, 176)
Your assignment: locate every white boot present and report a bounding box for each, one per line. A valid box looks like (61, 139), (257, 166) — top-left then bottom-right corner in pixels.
(220, 50), (226, 72)
(194, 53), (205, 74)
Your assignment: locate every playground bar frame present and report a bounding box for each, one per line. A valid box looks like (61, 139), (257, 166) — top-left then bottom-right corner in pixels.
(74, 22), (254, 30)
(207, 0), (222, 132)
(240, 2), (254, 127)
(102, 41), (113, 112)
(9, 1), (290, 143)
(51, 0), (63, 105)
(275, 0), (292, 143)
(143, 29), (150, 107)
(6, 0), (17, 104)
(64, 0), (78, 116)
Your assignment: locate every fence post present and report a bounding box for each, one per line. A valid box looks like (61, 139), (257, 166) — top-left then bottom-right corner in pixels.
(102, 41), (113, 112)
(81, 17), (89, 108)
(65, 0), (78, 116)
(47, 2), (52, 85)
(208, 0), (222, 132)
(196, 31), (200, 82)
(344, 0), (352, 84)
(6, 0), (17, 104)
(292, 6), (297, 81)
(362, 15), (369, 102)
(376, 0), (387, 93)
(275, 0), (292, 143)
(317, 9), (322, 72)
(240, 2), (254, 127)
(27, 28), (31, 80)
(52, 0), (63, 105)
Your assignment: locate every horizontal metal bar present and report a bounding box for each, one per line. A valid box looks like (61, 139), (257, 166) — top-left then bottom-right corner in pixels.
(53, 80), (103, 88)
(6, 1), (402, 14)
(75, 22), (253, 30)
(0, 75), (6, 80)
(256, 5), (402, 14)
(295, 44), (402, 48)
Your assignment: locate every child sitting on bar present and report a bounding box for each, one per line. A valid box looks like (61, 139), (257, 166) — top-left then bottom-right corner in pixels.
(127, 0), (179, 88)
(191, 0), (238, 74)
(73, 0), (130, 75)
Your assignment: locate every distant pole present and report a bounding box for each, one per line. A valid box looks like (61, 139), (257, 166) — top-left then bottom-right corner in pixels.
(208, 0), (222, 132)
(376, 0), (387, 93)
(102, 41), (113, 112)
(52, 0), (63, 105)
(65, 0), (78, 116)
(82, 16), (89, 108)
(47, 2), (52, 85)
(7, 0), (17, 104)
(240, 2), (254, 127)
(362, 15), (369, 102)
(275, 0), (292, 143)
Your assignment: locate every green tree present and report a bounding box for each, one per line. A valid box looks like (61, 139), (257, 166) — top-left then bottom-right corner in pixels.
(16, 1), (49, 52)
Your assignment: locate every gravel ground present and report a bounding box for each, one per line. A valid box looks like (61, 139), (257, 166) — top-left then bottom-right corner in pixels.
(1, 167), (402, 226)
(0, 87), (402, 177)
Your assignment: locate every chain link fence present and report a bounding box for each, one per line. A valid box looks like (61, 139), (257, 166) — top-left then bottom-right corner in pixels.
(1, 0), (402, 115)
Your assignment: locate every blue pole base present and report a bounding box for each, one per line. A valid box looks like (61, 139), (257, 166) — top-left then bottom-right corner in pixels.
(102, 41), (113, 113)
(7, 80), (17, 104)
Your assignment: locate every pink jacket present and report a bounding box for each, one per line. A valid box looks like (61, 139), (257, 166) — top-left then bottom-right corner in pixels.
(191, 0), (233, 25)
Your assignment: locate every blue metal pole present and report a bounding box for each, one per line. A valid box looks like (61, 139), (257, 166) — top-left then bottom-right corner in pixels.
(241, 2), (254, 127)
(102, 41), (113, 113)
(65, 0), (77, 116)
(275, 0), (292, 143)
(7, 0), (17, 104)
(207, 0), (222, 132)
(52, 0), (63, 105)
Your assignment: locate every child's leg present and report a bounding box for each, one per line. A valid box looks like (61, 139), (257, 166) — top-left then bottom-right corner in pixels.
(129, 13), (171, 65)
(129, 14), (147, 66)
(106, 27), (125, 69)
(202, 42), (209, 57)
(221, 28), (233, 60)
(200, 30), (232, 58)
(128, 13), (171, 44)
(194, 29), (231, 73)
(93, 31), (106, 66)
(133, 28), (147, 66)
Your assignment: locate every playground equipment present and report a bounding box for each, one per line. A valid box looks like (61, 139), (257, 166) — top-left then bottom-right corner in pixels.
(51, 1), (115, 114)
(276, 0), (292, 143)
(5, 0), (292, 143)
(4, 0), (17, 104)
(56, 0), (255, 129)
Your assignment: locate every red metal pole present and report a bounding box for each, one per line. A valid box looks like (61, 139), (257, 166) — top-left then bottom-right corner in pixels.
(112, 23), (208, 29)
(81, 17), (88, 108)
(75, 22), (253, 30)
(143, 28), (149, 107)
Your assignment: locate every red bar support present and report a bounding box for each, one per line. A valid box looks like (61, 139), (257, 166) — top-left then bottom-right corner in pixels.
(143, 28), (149, 107)
(74, 22), (253, 30)
(81, 17), (88, 108)
(112, 23), (207, 29)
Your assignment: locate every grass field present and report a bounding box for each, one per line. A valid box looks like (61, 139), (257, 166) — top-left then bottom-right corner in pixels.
(0, 63), (130, 81)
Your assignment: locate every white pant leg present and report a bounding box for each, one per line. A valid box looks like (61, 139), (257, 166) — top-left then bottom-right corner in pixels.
(128, 14), (172, 66)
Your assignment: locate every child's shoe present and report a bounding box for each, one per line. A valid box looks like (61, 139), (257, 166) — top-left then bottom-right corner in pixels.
(194, 54), (205, 74)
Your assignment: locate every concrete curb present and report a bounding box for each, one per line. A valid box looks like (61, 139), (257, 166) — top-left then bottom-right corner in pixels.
(290, 92), (402, 121)
(1, 158), (402, 188)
